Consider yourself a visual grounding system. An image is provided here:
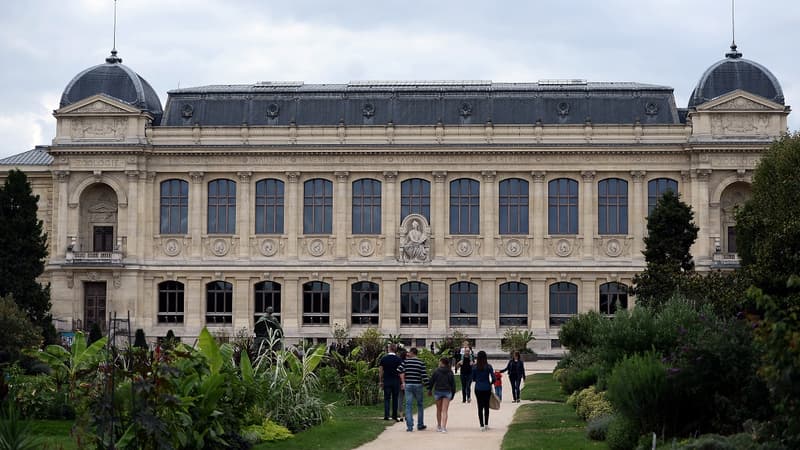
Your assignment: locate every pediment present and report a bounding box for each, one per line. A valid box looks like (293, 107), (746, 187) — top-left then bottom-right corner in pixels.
(696, 90), (785, 112)
(55, 94), (141, 116)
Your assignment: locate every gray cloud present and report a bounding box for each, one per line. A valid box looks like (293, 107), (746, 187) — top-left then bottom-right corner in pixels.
(1, 0), (798, 157)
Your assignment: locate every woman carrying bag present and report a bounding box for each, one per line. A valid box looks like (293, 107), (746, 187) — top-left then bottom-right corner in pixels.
(471, 350), (495, 431)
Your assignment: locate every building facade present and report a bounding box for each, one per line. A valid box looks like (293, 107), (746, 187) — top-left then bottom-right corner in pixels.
(0, 44), (789, 352)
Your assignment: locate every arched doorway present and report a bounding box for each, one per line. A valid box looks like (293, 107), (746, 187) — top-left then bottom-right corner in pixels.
(719, 182), (751, 256)
(78, 183), (119, 253)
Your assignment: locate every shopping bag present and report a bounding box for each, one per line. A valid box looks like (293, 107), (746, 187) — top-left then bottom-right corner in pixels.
(489, 391), (501, 410)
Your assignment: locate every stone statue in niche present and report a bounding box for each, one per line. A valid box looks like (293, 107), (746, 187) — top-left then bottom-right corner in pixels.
(399, 214), (431, 263)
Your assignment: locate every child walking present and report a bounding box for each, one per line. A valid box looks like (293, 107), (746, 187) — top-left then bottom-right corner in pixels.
(493, 369), (503, 401)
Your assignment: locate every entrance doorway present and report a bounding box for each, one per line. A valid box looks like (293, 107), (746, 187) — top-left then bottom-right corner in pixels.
(84, 282), (107, 331)
(93, 226), (114, 252)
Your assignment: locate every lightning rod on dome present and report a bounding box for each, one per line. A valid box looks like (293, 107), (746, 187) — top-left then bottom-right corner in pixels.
(726, 0), (742, 59)
(106, 0), (122, 64)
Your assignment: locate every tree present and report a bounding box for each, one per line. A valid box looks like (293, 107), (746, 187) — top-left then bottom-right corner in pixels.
(133, 328), (149, 350)
(736, 133), (800, 445)
(633, 190), (699, 308)
(0, 295), (42, 364)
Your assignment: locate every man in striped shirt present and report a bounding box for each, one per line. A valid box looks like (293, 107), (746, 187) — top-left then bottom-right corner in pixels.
(402, 347), (430, 432)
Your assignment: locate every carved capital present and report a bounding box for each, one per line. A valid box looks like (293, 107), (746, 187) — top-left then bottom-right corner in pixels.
(481, 170), (496, 182)
(53, 170), (70, 182)
(630, 170), (646, 182)
(237, 171), (252, 182)
(334, 171), (350, 182)
(531, 170), (546, 183)
(189, 171), (204, 184)
(125, 170), (140, 180)
(383, 171), (398, 182)
(286, 171), (300, 183)
(694, 168), (712, 181)
(680, 169), (691, 182)
(432, 171), (447, 183)
(581, 170), (596, 182)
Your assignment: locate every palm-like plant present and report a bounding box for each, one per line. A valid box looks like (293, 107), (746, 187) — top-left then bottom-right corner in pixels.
(27, 331), (108, 399)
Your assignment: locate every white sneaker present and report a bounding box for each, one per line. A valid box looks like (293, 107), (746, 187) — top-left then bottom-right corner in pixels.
(480, 426), (486, 432)
(442, 428), (447, 433)
(437, 426), (443, 432)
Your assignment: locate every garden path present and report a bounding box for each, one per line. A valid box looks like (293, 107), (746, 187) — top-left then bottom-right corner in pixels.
(355, 359), (557, 450)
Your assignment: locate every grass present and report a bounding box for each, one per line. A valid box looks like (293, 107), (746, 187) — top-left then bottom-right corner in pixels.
(502, 371), (607, 450)
(28, 420), (78, 450)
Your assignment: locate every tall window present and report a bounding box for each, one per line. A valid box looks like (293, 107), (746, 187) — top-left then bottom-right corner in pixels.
(160, 179), (188, 234)
(303, 179), (333, 234)
(206, 281), (233, 324)
(254, 281), (281, 324)
(549, 282), (578, 326)
(450, 281), (478, 326)
(499, 178), (529, 234)
(598, 178), (628, 234)
(255, 179), (284, 234)
(208, 179), (236, 234)
(648, 178), (678, 215)
(599, 282), (628, 316)
(351, 281), (379, 325)
(352, 179), (382, 234)
(158, 281), (184, 323)
(499, 282), (528, 326)
(303, 281), (330, 324)
(548, 178), (578, 234)
(450, 178), (480, 234)
(401, 178), (431, 222)
(400, 282), (428, 326)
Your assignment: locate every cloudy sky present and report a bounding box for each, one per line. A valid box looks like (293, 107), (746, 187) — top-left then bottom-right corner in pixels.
(1, 0), (798, 158)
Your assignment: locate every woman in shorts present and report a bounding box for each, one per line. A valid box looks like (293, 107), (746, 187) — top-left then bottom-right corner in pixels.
(428, 357), (457, 432)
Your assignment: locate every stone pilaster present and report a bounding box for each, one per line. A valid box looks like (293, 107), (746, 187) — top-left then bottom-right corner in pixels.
(381, 277), (398, 332)
(479, 277), (496, 331)
(432, 171), (447, 258)
(383, 171), (398, 258)
(581, 171), (596, 258)
(530, 278), (547, 330)
(233, 277), (251, 330)
(630, 170), (646, 259)
(481, 170), (496, 259)
(691, 169), (712, 260)
(54, 170), (70, 257)
(282, 276), (300, 336)
(285, 172), (300, 257)
(189, 172), (204, 257)
(237, 171), (252, 258)
(531, 171), (546, 259)
(580, 278), (596, 313)
(334, 171), (349, 258)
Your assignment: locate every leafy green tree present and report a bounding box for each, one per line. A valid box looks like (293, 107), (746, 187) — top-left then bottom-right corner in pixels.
(633, 190), (698, 308)
(0, 295), (42, 364)
(0, 169), (55, 345)
(736, 133), (800, 445)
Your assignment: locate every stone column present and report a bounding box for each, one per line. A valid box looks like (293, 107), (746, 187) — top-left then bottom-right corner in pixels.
(430, 278), (448, 333)
(332, 275), (348, 327)
(186, 275), (204, 335)
(189, 172), (204, 257)
(630, 170), (646, 259)
(334, 171), (350, 258)
(381, 277), (398, 332)
(383, 171), (398, 259)
(54, 170), (70, 257)
(531, 171), (546, 259)
(233, 276), (251, 330)
(481, 171), (497, 259)
(285, 172), (300, 257)
(282, 276), (300, 337)
(142, 172), (156, 259)
(581, 170), (596, 259)
(479, 277), (497, 331)
(142, 275), (155, 328)
(125, 170), (140, 260)
(432, 171), (447, 258)
(237, 171), (252, 258)
(530, 278), (547, 330)
(692, 169), (712, 260)
(580, 278), (596, 313)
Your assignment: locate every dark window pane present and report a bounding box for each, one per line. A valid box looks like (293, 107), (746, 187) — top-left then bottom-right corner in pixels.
(208, 180), (236, 234)
(304, 179), (333, 234)
(548, 179), (578, 234)
(450, 179), (480, 234)
(648, 178), (678, 215)
(499, 178), (529, 234)
(255, 179), (285, 234)
(160, 179), (189, 234)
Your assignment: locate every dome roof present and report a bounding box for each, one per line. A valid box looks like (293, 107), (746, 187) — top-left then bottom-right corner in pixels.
(60, 51), (163, 124)
(688, 45), (784, 108)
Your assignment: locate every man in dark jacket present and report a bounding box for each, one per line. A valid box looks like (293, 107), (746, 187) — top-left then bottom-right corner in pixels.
(379, 344), (404, 421)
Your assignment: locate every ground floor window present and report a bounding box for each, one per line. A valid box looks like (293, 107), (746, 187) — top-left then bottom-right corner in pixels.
(206, 281), (233, 324)
(303, 281), (330, 324)
(158, 281), (184, 323)
(351, 281), (379, 325)
(499, 282), (528, 326)
(400, 281), (428, 326)
(549, 282), (578, 326)
(599, 282), (628, 315)
(450, 281), (478, 326)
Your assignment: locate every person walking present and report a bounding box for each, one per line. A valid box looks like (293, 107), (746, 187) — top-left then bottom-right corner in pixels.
(471, 350), (495, 431)
(398, 347), (408, 420)
(402, 347), (429, 432)
(379, 343), (404, 422)
(457, 345), (474, 403)
(499, 350), (526, 403)
(428, 357), (456, 433)
(493, 369), (503, 401)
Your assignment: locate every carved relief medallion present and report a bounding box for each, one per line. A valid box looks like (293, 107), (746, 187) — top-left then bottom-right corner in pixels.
(555, 239), (572, 257)
(260, 238), (278, 257)
(505, 238), (523, 257)
(605, 239), (622, 257)
(163, 238), (181, 257)
(357, 239), (374, 257)
(455, 239), (474, 257)
(308, 238), (326, 257)
(211, 238), (229, 257)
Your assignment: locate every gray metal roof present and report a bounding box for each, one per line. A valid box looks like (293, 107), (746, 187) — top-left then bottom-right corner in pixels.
(61, 52), (163, 124)
(162, 80), (681, 127)
(688, 45), (784, 108)
(0, 146), (53, 166)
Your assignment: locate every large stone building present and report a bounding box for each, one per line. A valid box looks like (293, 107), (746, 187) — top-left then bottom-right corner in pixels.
(0, 44), (789, 351)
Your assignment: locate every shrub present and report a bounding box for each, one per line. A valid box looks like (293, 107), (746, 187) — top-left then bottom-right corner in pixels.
(0, 402), (43, 450)
(339, 346), (380, 406)
(500, 328), (535, 354)
(352, 327), (384, 365)
(586, 414), (614, 441)
(416, 348), (439, 374)
(675, 433), (760, 450)
(241, 419), (293, 444)
(555, 350), (600, 394)
(558, 311), (604, 352)
(573, 387), (613, 422)
(606, 414), (640, 450)
(316, 365), (340, 392)
(606, 351), (667, 435)
(5, 368), (72, 419)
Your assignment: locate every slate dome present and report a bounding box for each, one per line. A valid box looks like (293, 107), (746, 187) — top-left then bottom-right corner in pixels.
(688, 45), (784, 108)
(60, 50), (163, 124)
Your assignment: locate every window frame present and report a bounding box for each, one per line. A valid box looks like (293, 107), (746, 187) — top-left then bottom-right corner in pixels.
(449, 281), (478, 326)
(400, 178), (431, 223)
(549, 282), (578, 326)
(207, 179), (237, 234)
(599, 282), (628, 316)
(303, 179), (334, 234)
(255, 179), (285, 235)
(160, 179), (188, 235)
(647, 178), (678, 216)
(206, 281), (233, 325)
(548, 178), (579, 235)
(302, 281), (331, 325)
(157, 280), (185, 323)
(449, 178), (480, 235)
(351, 281), (380, 325)
(598, 178), (629, 235)
(254, 281), (282, 324)
(499, 282), (528, 326)
(352, 179), (382, 234)
(499, 178), (530, 235)
(400, 281), (429, 326)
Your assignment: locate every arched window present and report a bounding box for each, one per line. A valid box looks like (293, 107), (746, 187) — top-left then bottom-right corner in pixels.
(450, 281), (478, 326)
(548, 178), (579, 234)
(400, 178), (431, 222)
(648, 178), (678, 215)
(351, 281), (380, 325)
(160, 179), (188, 234)
(303, 281), (330, 324)
(499, 282), (528, 326)
(208, 179), (236, 234)
(158, 280), (184, 323)
(549, 282), (578, 326)
(598, 178), (628, 235)
(352, 179), (382, 234)
(450, 178), (480, 234)
(499, 178), (529, 234)
(303, 179), (333, 234)
(400, 281), (429, 326)
(206, 281), (233, 324)
(254, 281), (281, 324)
(255, 179), (284, 234)
(599, 282), (628, 316)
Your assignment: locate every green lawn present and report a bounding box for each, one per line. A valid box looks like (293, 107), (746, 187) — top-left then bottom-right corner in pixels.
(502, 372), (607, 450)
(28, 420), (78, 450)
